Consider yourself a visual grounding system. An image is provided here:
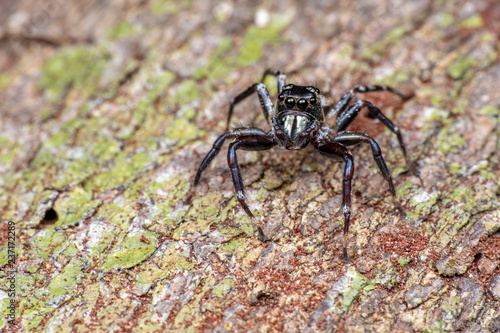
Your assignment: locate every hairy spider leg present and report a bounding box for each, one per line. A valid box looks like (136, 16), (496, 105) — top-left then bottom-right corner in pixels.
(225, 69), (286, 131)
(333, 131), (396, 196)
(312, 138), (355, 260)
(333, 100), (407, 162)
(326, 84), (411, 120)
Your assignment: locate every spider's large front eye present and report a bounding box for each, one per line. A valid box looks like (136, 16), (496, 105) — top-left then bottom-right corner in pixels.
(285, 97), (295, 108)
(297, 98), (308, 109)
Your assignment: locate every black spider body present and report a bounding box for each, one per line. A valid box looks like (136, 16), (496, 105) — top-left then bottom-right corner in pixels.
(194, 70), (411, 258)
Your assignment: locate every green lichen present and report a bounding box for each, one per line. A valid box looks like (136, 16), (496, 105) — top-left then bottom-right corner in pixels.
(150, 0), (191, 15)
(441, 294), (463, 320)
(47, 258), (86, 298)
(340, 267), (371, 312)
(236, 16), (292, 66)
(136, 242), (195, 286)
(446, 57), (477, 80)
(171, 79), (200, 105)
(436, 128), (466, 154)
(38, 46), (109, 101)
(172, 277), (217, 330)
(192, 37), (233, 80)
(165, 117), (199, 142)
(362, 25), (411, 58)
(460, 14), (483, 28)
(171, 219), (213, 240)
(371, 262), (399, 289)
(0, 136), (19, 165)
(220, 238), (246, 254)
(423, 321), (447, 333)
(86, 222), (121, 256)
(255, 187), (268, 201)
(396, 180), (417, 197)
(185, 192), (224, 220)
(97, 203), (135, 229)
(377, 69), (411, 86)
(409, 190), (441, 219)
(479, 105), (500, 125)
(449, 162), (466, 175)
(106, 21), (140, 39)
(220, 197), (238, 221)
(212, 278), (235, 298)
(433, 185), (494, 248)
(0, 73), (11, 91)
(52, 187), (101, 227)
(103, 230), (158, 271)
(30, 229), (67, 260)
(435, 13), (455, 28)
(89, 151), (152, 190)
(397, 257), (412, 266)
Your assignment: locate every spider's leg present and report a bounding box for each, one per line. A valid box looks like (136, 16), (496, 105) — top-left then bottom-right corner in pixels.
(194, 127), (270, 185)
(226, 83), (275, 132)
(334, 131), (395, 196)
(325, 92), (354, 119)
(350, 84), (413, 100)
(334, 100), (407, 162)
(228, 131), (276, 240)
(312, 137), (354, 259)
(326, 84), (412, 119)
(226, 70), (286, 131)
(260, 69), (286, 94)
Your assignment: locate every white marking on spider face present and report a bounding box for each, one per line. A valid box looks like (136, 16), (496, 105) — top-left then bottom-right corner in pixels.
(283, 115), (295, 138)
(283, 115), (310, 139)
(296, 116), (309, 134)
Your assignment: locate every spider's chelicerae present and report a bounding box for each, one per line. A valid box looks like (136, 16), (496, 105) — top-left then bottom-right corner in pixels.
(194, 70), (411, 258)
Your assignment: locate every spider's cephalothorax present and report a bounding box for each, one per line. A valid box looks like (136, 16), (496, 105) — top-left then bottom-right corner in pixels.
(194, 69), (412, 258)
(274, 84), (323, 150)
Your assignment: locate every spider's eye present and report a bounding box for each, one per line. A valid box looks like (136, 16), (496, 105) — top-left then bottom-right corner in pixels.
(297, 99), (308, 109)
(278, 94), (285, 101)
(315, 88), (320, 94)
(285, 97), (295, 108)
(309, 97), (317, 105)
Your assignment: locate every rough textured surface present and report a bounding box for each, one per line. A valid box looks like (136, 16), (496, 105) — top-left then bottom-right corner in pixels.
(0, 0), (499, 332)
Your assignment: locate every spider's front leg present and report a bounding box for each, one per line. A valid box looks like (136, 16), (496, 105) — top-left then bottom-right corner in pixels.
(225, 70), (286, 131)
(194, 127), (276, 240)
(312, 136), (355, 259)
(227, 133), (276, 230)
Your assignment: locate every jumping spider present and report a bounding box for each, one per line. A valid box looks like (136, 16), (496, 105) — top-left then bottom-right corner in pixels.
(194, 70), (411, 258)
